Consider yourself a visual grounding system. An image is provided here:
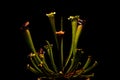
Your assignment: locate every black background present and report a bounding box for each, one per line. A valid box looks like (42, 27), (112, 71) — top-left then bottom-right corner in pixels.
(2, 0), (119, 80)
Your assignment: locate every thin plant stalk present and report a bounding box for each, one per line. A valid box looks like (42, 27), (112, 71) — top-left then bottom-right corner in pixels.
(27, 64), (39, 75)
(64, 16), (78, 69)
(46, 12), (59, 50)
(83, 56), (92, 69)
(40, 55), (55, 74)
(46, 40), (58, 72)
(22, 22), (42, 64)
(66, 23), (83, 73)
(73, 24), (83, 56)
(60, 17), (64, 70)
(83, 61), (98, 73)
(30, 57), (43, 73)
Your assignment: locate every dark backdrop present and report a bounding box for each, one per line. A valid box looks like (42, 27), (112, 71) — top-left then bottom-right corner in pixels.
(2, 0), (119, 80)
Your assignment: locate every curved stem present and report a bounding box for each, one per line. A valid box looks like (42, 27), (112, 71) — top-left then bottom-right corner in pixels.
(64, 17), (78, 69)
(66, 24), (83, 73)
(46, 40), (58, 72)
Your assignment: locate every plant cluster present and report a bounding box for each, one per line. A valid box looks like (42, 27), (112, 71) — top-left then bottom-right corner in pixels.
(21, 12), (98, 80)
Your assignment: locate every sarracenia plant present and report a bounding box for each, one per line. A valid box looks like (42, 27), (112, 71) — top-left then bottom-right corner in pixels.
(21, 12), (98, 80)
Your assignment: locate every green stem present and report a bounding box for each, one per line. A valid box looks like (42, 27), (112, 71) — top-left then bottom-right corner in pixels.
(73, 69), (84, 77)
(27, 64), (39, 74)
(83, 61), (98, 73)
(70, 62), (81, 72)
(73, 24), (83, 56)
(30, 57), (43, 73)
(72, 57), (95, 78)
(66, 24), (83, 73)
(46, 12), (59, 50)
(46, 40), (58, 72)
(64, 16), (78, 69)
(31, 57), (54, 76)
(42, 57), (55, 74)
(83, 56), (92, 69)
(24, 29), (36, 53)
(60, 17), (64, 70)
(22, 23), (55, 76)
(61, 17), (63, 30)
(60, 37), (63, 70)
(66, 58), (74, 73)
(23, 28), (42, 64)
(80, 73), (94, 78)
(70, 50), (84, 72)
